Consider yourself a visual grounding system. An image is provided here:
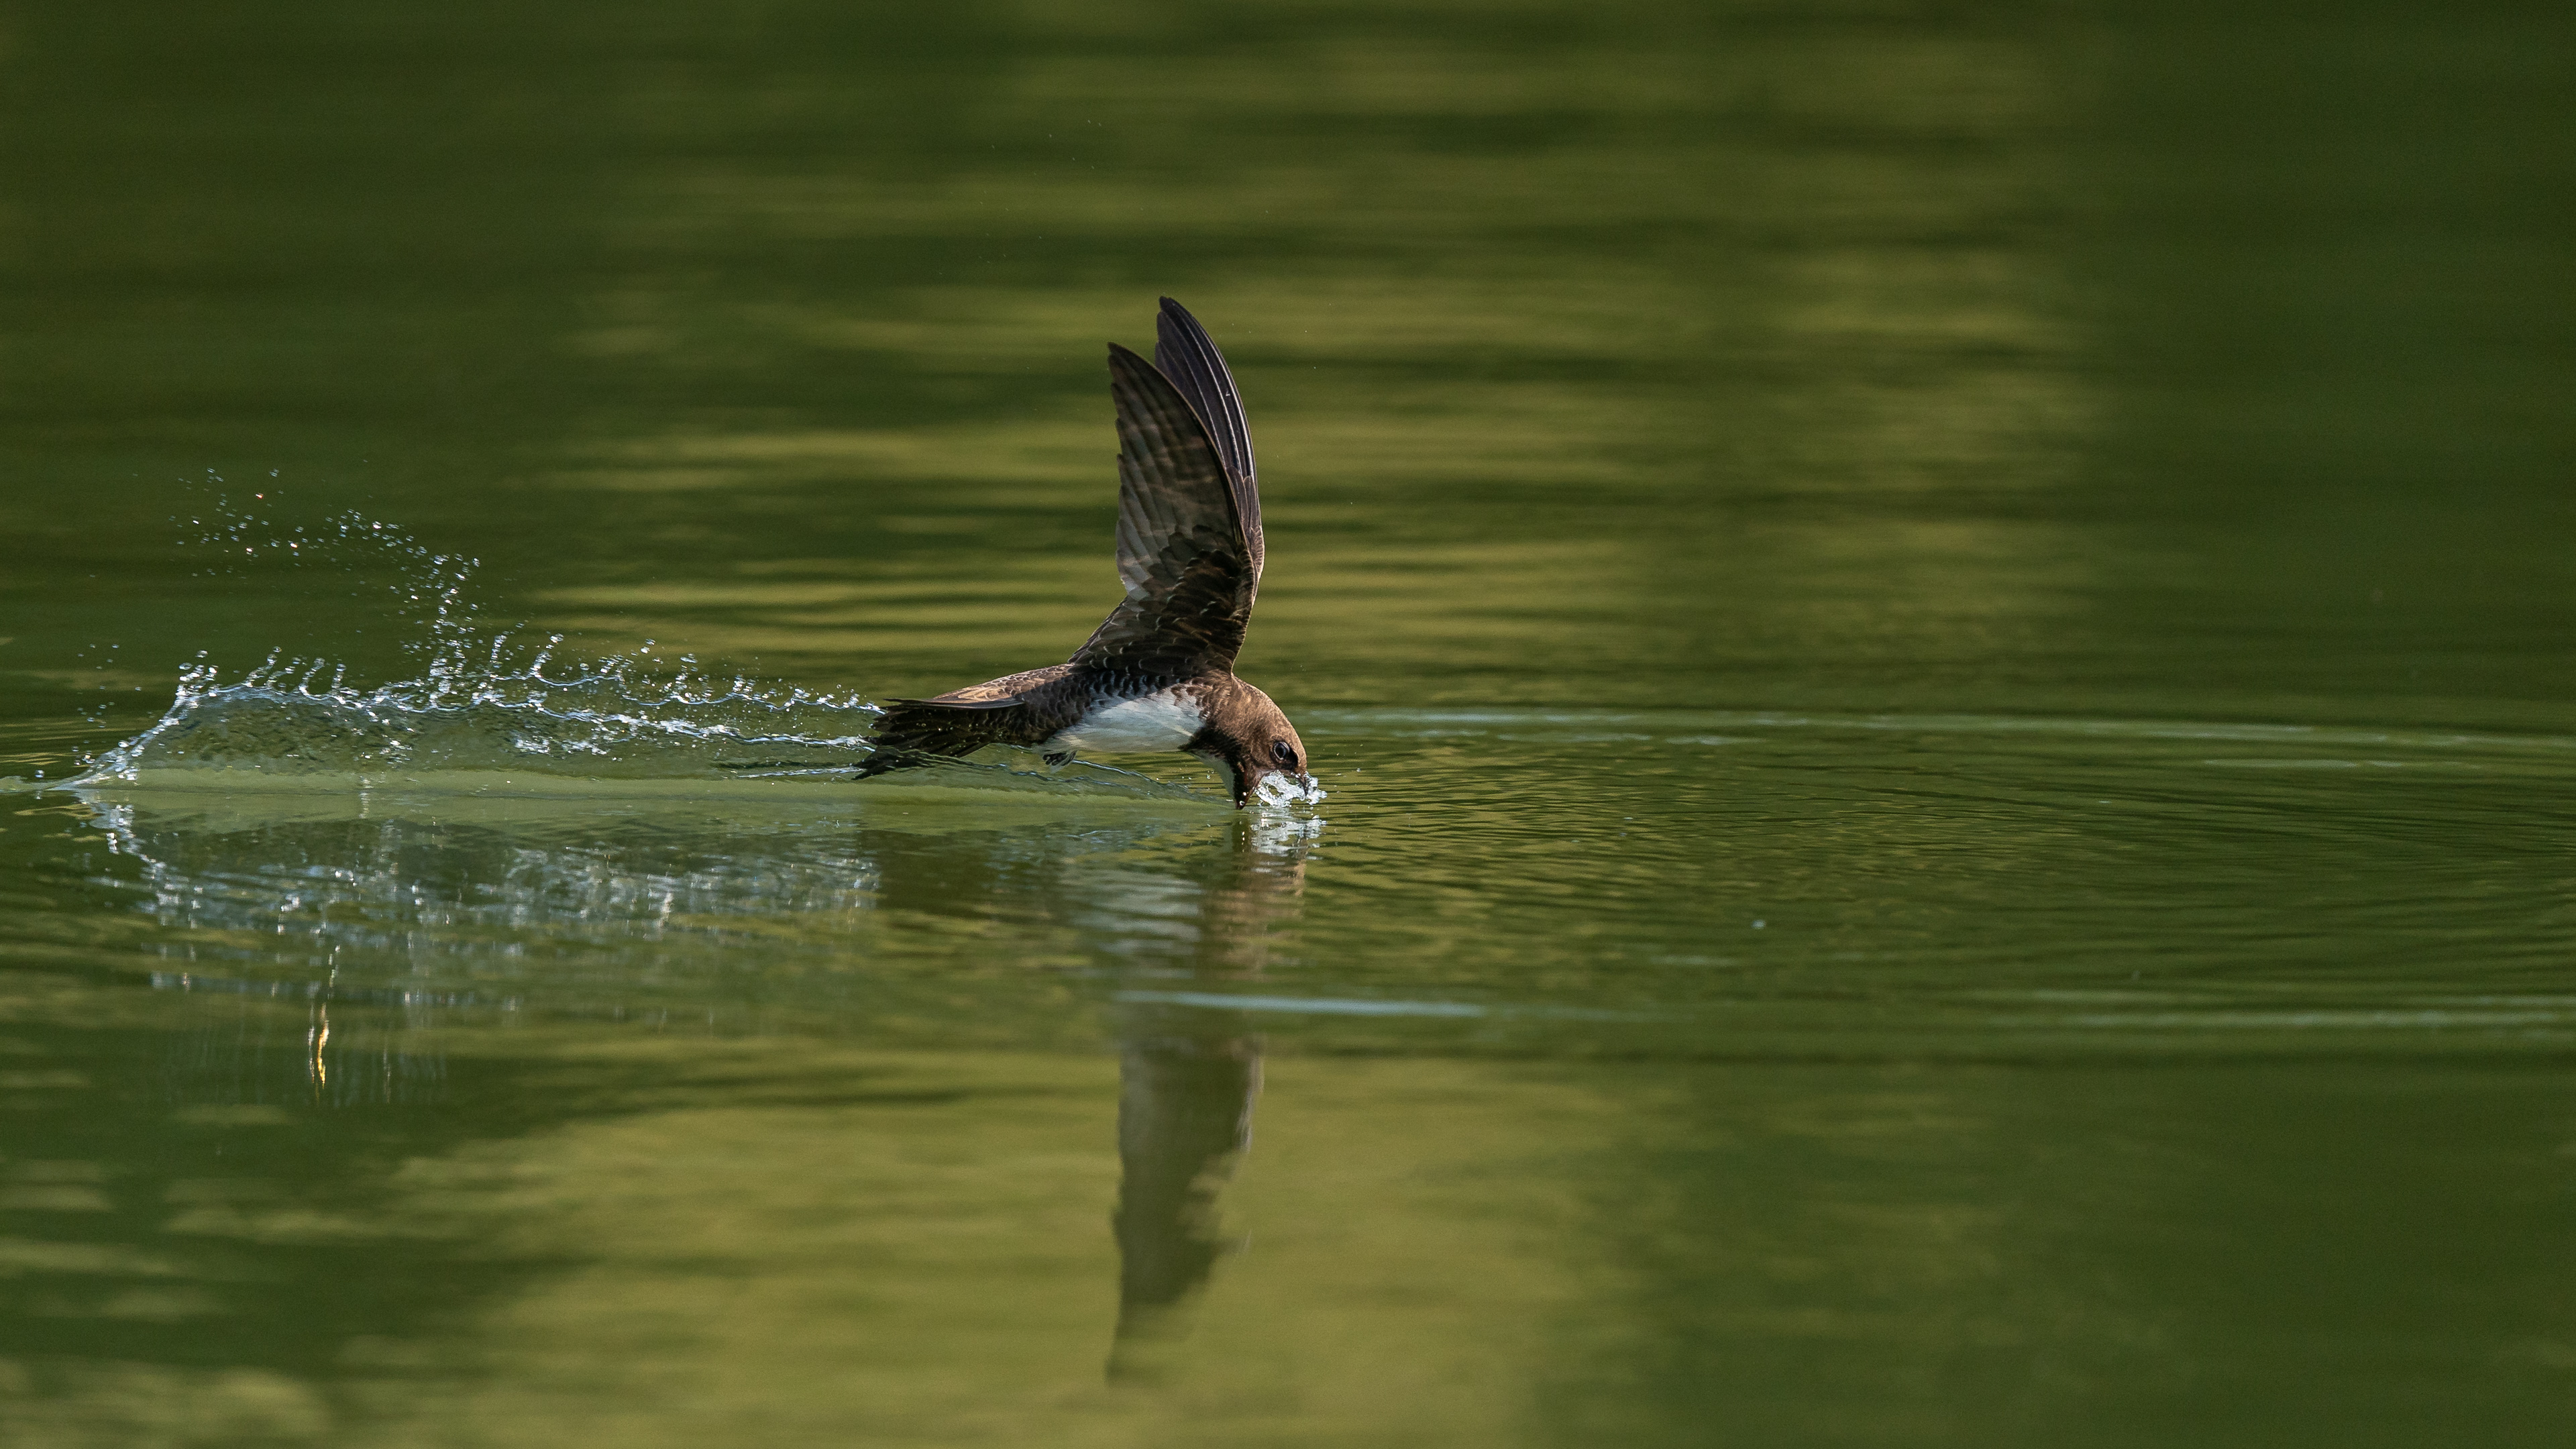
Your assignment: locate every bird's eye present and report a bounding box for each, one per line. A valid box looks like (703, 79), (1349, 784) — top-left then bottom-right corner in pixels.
(1270, 741), (1298, 769)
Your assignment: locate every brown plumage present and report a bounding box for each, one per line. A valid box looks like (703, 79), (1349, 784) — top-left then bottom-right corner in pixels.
(855, 299), (1313, 807)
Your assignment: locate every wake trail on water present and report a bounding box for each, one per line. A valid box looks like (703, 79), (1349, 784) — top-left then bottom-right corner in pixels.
(60, 502), (1210, 804)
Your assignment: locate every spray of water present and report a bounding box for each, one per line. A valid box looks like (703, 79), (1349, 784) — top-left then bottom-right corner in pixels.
(1254, 772), (1329, 808)
(65, 502), (1282, 806)
(73, 637), (889, 783)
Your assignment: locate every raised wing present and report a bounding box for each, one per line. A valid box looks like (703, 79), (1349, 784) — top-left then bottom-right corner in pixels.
(1069, 339), (1260, 676)
(1153, 297), (1263, 586)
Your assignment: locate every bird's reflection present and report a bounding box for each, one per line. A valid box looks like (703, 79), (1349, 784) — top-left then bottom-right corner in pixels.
(1111, 1024), (1260, 1376)
(77, 786), (1318, 1377)
(1096, 817), (1311, 1377)
(855, 806), (1313, 1373)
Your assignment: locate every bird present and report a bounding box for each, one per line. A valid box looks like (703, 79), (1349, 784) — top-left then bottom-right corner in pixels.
(853, 298), (1316, 808)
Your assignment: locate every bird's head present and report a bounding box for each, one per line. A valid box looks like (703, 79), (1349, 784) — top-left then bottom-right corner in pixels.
(1190, 683), (1318, 808)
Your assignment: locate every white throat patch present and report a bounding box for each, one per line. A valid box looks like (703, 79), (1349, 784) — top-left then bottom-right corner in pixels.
(1046, 688), (1205, 755)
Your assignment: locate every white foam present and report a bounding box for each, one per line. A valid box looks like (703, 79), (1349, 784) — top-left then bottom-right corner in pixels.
(1255, 771), (1327, 808)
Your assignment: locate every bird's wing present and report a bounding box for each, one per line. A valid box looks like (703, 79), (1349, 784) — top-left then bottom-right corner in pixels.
(890, 663), (1077, 710)
(1069, 339), (1260, 676)
(1152, 297), (1263, 589)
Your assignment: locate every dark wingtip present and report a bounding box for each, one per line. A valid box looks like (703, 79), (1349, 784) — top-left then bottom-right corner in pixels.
(1157, 296), (1203, 338)
(1148, 297), (1256, 494)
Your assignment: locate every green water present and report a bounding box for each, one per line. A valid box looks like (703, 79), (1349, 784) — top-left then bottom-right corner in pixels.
(6, 2), (2576, 1443)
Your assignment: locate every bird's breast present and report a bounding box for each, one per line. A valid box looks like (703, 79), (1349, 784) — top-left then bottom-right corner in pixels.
(1044, 686), (1205, 754)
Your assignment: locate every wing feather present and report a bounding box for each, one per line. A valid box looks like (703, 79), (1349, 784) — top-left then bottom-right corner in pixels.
(1153, 297), (1263, 588)
(1071, 339), (1258, 675)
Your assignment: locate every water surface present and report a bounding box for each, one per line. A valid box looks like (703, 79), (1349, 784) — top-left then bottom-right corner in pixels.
(5, 1), (2575, 1444)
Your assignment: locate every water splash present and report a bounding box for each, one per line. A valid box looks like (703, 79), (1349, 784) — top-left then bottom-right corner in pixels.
(68, 506), (1227, 803)
(1255, 772), (1328, 809)
(188, 494), (496, 686)
(74, 642), (887, 782)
